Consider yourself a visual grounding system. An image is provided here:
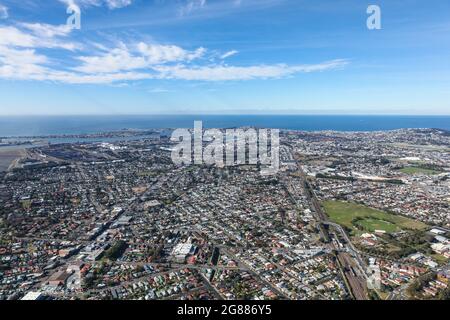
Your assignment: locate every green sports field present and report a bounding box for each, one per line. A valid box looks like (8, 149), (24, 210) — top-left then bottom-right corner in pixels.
(399, 166), (441, 175)
(322, 200), (427, 234)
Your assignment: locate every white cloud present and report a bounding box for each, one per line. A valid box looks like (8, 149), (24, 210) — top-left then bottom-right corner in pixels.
(75, 47), (147, 73)
(153, 60), (348, 81)
(137, 43), (205, 64)
(58, 0), (133, 10)
(179, 0), (207, 16)
(0, 19), (348, 85)
(0, 40), (348, 83)
(20, 23), (72, 38)
(0, 46), (149, 84)
(0, 26), (35, 47)
(73, 43), (206, 74)
(105, 0), (133, 9)
(0, 46), (47, 66)
(0, 45), (52, 81)
(50, 71), (149, 84)
(0, 24), (78, 50)
(0, 4), (8, 19)
(220, 50), (238, 59)
(67, 42), (347, 83)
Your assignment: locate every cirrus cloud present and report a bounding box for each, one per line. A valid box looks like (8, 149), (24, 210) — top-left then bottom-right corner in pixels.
(153, 60), (348, 81)
(0, 24), (78, 50)
(0, 18), (348, 85)
(58, 0), (133, 10)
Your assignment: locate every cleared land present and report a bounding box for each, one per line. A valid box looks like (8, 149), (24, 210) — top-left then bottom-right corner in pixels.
(0, 148), (26, 172)
(322, 200), (427, 234)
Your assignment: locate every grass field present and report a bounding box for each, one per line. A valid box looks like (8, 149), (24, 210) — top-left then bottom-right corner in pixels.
(431, 253), (449, 265)
(399, 166), (441, 175)
(354, 218), (399, 233)
(322, 200), (427, 234)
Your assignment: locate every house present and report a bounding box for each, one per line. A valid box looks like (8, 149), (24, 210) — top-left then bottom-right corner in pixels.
(430, 228), (446, 235)
(48, 270), (71, 287)
(21, 291), (45, 300)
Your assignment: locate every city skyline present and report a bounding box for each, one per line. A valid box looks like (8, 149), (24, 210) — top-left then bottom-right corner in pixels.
(1, 0), (450, 115)
(1, 0), (449, 306)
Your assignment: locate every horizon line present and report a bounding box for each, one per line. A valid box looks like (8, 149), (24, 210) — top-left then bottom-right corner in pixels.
(1, 114), (450, 117)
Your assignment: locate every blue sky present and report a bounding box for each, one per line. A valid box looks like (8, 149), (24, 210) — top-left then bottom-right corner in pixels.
(0, 0), (449, 115)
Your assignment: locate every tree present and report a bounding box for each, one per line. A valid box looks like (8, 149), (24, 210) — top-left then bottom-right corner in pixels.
(104, 240), (128, 261)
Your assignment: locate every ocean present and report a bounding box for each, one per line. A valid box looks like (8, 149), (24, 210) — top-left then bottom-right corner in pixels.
(0, 115), (449, 137)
